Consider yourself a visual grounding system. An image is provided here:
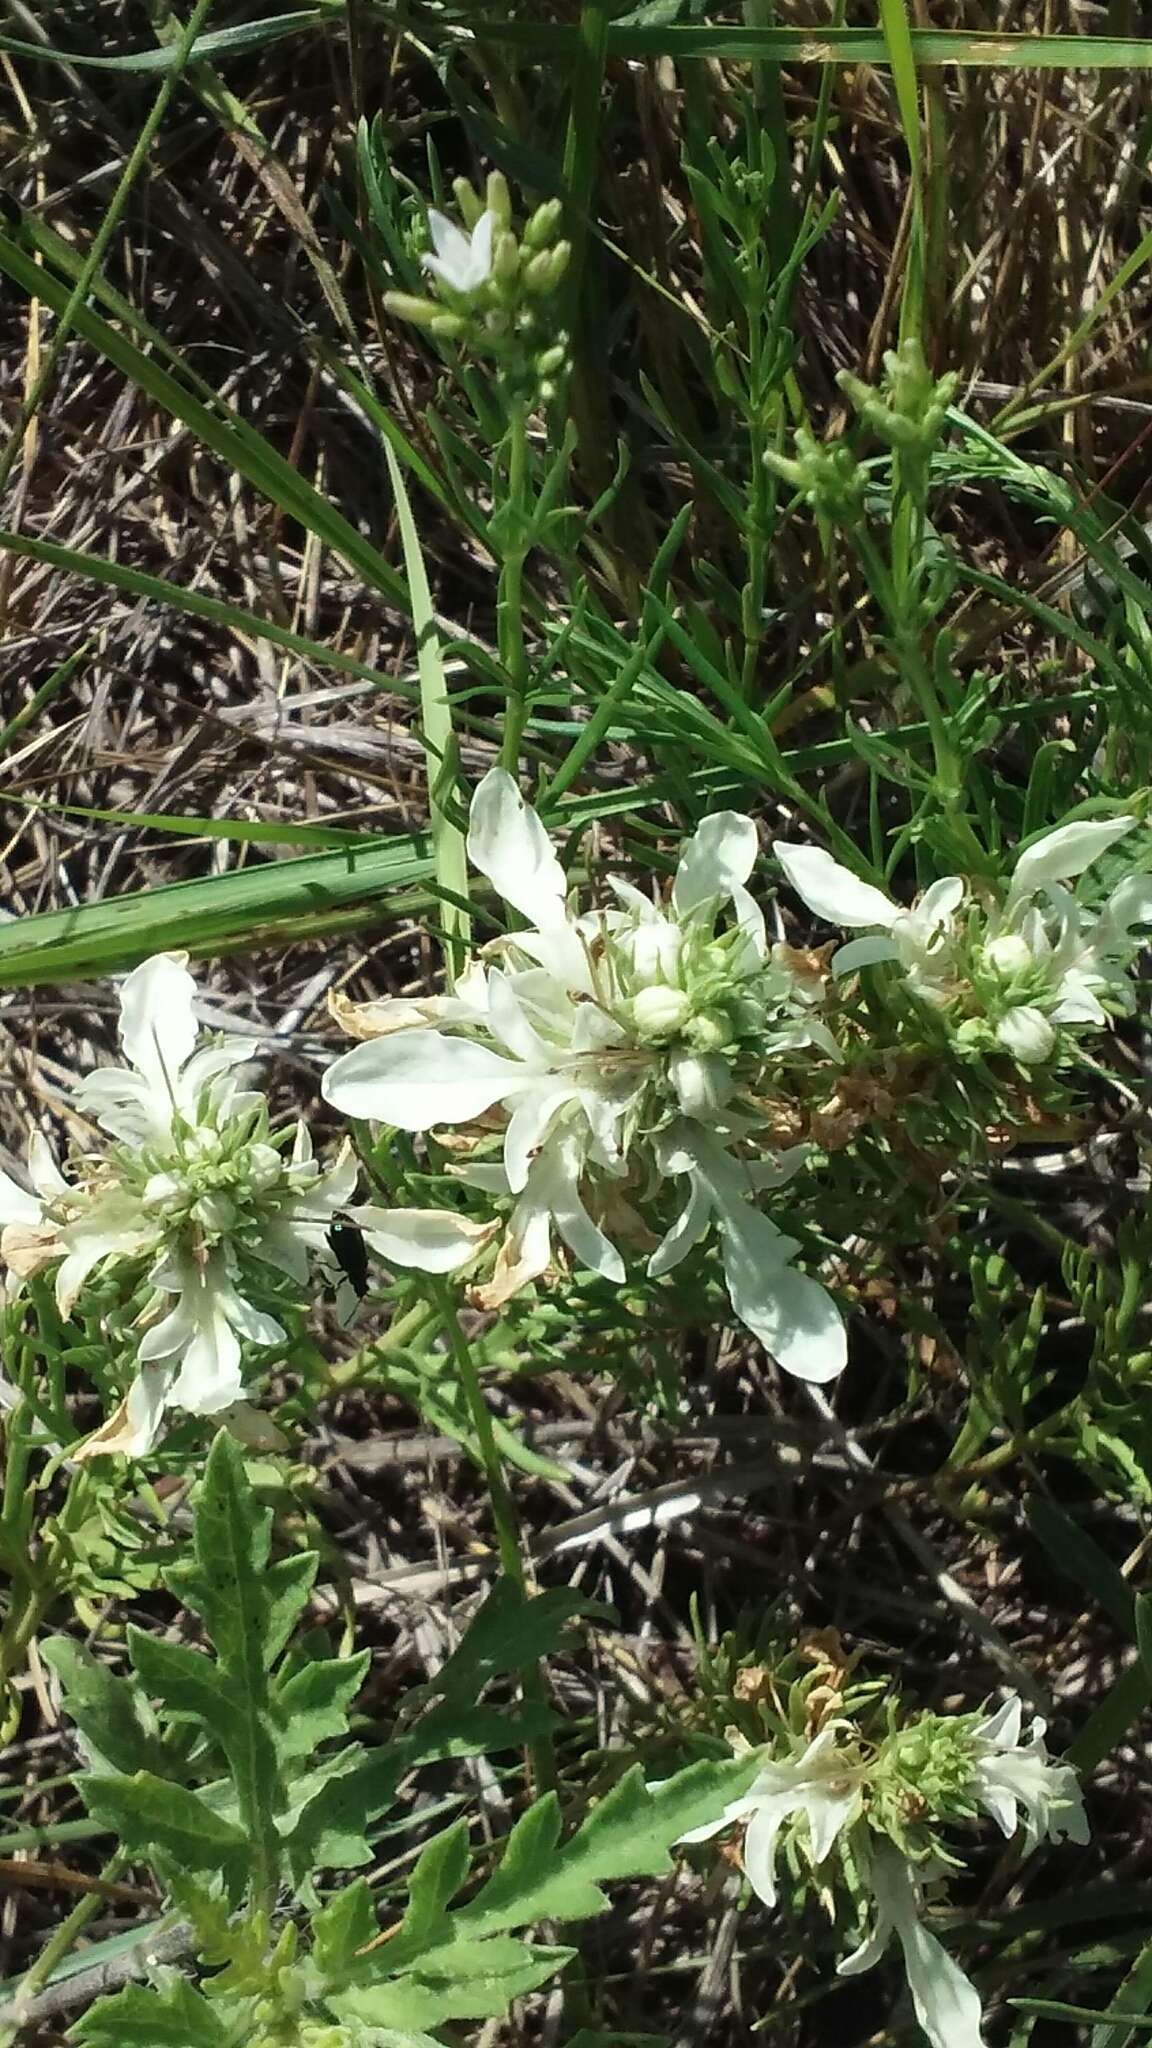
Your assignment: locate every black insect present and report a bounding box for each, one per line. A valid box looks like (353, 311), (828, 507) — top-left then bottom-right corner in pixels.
(326, 1216), (370, 1300)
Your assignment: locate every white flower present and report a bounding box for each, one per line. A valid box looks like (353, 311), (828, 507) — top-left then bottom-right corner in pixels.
(678, 1726), (866, 1906)
(774, 816), (1151, 1063)
(966, 1695), (1088, 1854)
(0, 954), (474, 1457)
(838, 1843), (985, 2048)
(323, 770), (845, 1379)
(422, 208), (495, 294)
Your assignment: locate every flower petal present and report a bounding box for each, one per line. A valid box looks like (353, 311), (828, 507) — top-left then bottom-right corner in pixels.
(0, 1167), (43, 1227)
(773, 843), (900, 930)
(117, 952), (199, 1101)
(322, 1031), (525, 1129)
(355, 1204), (494, 1274)
(1008, 817), (1136, 904)
(672, 812), (759, 920)
(467, 768), (569, 930)
(831, 935), (901, 977)
(721, 1214), (846, 1383)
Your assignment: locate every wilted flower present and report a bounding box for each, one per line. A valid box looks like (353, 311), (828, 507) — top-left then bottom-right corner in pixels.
(774, 816), (1151, 1065)
(676, 1685), (1087, 2048)
(0, 954), (485, 1455)
(323, 769), (846, 1382)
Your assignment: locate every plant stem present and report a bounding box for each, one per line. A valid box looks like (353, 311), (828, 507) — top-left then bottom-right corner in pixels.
(497, 403), (532, 773)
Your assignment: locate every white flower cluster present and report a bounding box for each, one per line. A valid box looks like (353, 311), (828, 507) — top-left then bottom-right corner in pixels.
(1, 786), (1146, 1455)
(679, 1695), (1087, 2048)
(0, 955), (486, 1455)
(322, 769), (847, 1383)
(776, 816), (1152, 1066)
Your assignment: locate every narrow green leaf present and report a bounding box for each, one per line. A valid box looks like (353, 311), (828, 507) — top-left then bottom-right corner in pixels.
(0, 11), (326, 70)
(383, 438), (470, 970)
(0, 523), (411, 697)
(0, 833), (434, 987)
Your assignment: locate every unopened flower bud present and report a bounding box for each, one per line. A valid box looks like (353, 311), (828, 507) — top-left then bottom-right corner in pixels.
(493, 230), (520, 285)
(630, 984), (693, 1040)
(537, 343), (568, 377)
(452, 177), (485, 229)
(996, 1005), (1057, 1064)
(523, 198), (563, 249)
(523, 249), (558, 295)
(384, 291), (448, 331)
(485, 169), (512, 229)
(429, 312), (467, 338)
(983, 933), (1033, 978)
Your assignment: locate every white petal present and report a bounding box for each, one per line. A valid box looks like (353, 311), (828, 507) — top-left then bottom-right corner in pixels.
(27, 1132), (68, 1201)
(972, 1695), (1023, 1750)
(721, 1213), (846, 1383)
(831, 935), (901, 977)
(117, 953), (199, 1101)
(322, 1031), (525, 1128)
(467, 768), (568, 930)
(804, 1780), (861, 1865)
(355, 1204), (492, 1274)
(741, 1795), (794, 1910)
(773, 843), (899, 930)
(1008, 817), (1136, 904)
(647, 1173), (714, 1278)
(486, 969), (554, 1067)
(911, 875), (966, 935)
(467, 209), (496, 284)
(861, 1848), (985, 2048)
(676, 1797), (758, 1847)
(672, 813), (759, 921)
(1100, 871), (1152, 939)
(895, 1905), (985, 2048)
(0, 1167), (43, 1227)
(527, 1147), (625, 1282)
(423, 209), (480, 291)
(124, 1365), (175, 1454)
(503, 1082), (579, 1195)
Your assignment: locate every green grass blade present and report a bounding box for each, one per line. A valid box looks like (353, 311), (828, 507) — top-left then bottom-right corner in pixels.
(463, 19), (1152, 65)
(0, 10), (329, 70)
(382, 440), (471, 973)
(0, 838), (435, 988)
(0, 527), (411, 695)
(0, 233), (406, 606)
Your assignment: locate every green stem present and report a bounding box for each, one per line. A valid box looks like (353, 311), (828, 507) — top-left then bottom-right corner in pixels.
(497, 405), (532, 772)
(0, 0), (218, 502)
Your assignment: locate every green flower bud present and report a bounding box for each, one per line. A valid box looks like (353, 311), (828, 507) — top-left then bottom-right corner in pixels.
(493, 229), (520, 285)
(523, 197), (564, 249)
(536, 343), (568, 377)
(384, 290), (449, 331)
(523, 249), (558, 295)
(486, 168), (513, 229)
(452, 177), (485, 229)
(429, 311), (467, 338)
